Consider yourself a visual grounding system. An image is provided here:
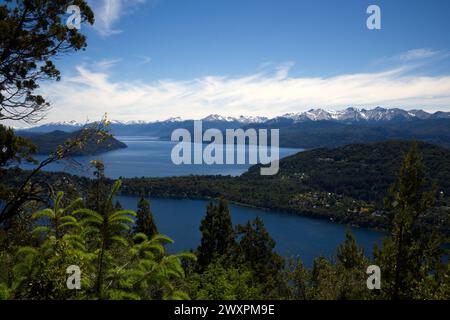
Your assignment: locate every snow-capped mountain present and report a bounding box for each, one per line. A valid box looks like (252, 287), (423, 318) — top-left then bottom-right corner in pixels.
(235, 115), (269, 124)
(201, 114), (268, 123)
(18, 120), (83, 133)
(159, 117), (183, 122)
(41, 120), (83, 126)
(271, 107), (450, 123)
(201, 114), (235, 122)
(16, 107), (450, 134)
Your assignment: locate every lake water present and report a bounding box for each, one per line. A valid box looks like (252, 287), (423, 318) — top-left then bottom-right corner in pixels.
(17, 136), (385, 266)
(116, 196), (384, 268)
(19, 136), (303, 178)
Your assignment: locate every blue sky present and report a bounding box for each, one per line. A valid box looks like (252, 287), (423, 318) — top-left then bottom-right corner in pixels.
(32, 0), (450, 124)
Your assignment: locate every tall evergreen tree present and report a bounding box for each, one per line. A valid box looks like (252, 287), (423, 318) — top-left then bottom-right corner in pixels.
(336, 229), (365, 270)
(197, 199), (235, 270)
(135, 194), (158, 239)
(85, 160), (109, 213)
(236, 217), (284, 295)
(335, 229), (370, 299)
(0, 0), (94, 123)
(285, 259), (310, 300)
(374, 142), (444, 299)
(310, 256), (338, 299)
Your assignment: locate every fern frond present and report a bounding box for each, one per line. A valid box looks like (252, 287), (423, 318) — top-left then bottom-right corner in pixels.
(31, 226), (50, 236)
(75, 208), (103, 221)
(150, 234), (175, 245)
(110, 210), (136, 220)
(63, 197), (83, 212)
(32, 208), (54, 220)
(111, 236), (129, 247)
(109, 215), (135, 225)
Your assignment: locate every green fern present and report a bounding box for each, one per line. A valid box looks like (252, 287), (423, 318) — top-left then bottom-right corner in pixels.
(32, 191), (82, 239)
(3, 180), (195, 300)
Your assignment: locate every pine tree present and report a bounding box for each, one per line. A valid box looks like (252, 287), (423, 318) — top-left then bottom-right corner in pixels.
(197, 199), (235, 270)
(86, 160), (109, 213)
(336, 229), (365, 269)
(135, 194), (158, 239)
(335, 229), (369, 299)
(374, 142), (444, 299)
(285, 259), (310, 300)
(236, 217), (284, 295)
(0, 0), (94, 123)
(310, 256), (340, 299)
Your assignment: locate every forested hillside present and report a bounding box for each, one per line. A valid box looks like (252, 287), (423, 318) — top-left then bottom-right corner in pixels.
(246, 119), (450, 149)
(18, 130), (127, 156)
(117, 140), (450, 233)
(246, 140), (450, 202)
(7, 140), (446, 233)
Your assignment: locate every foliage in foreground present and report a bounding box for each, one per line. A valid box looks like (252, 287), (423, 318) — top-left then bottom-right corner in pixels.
(0, 181), (195, 300)
(0, 144), (449, 300)
(189, 144), (449, 300)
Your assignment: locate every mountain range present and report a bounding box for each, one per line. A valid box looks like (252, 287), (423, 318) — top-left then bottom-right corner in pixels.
(16, 107), (450, 149)
(266, 107), (450, 123)
(19, 107), (450, 132)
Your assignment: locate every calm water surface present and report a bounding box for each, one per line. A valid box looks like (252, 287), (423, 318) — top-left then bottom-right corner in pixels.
(19, 136), (302, 178)
(116, 196), (384, 268)
(18, 136), (384, 266)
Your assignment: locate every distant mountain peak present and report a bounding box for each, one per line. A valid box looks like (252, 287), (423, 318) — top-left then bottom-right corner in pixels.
(162, 117), (183, 123)
(201, 114), (231, 122)
(236, 115), (269, 123)
(17, 107), (450, 133)
(277, 107), (450, 123)
(201, 114), (268, 123)
(51, 120), (82, 126)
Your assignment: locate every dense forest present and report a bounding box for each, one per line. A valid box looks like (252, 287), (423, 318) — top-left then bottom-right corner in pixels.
(247, 140), (450, 201)
(155, 117), (450, 149)
(246, 118), (450, 149)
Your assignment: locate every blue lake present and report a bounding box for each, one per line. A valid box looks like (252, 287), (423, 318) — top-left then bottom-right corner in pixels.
(116, 196), (384, 268)
(19, 136), (302, 178)
(17, 136), (385, 267)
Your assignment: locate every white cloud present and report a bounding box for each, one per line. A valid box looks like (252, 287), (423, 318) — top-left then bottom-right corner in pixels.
(275, 61), (295, 80)
(398, 48), (439, 61)
(372, 48), (445, 68)
(37, 62), (450, 124)
(95, 58), (122, 69)
(90, 0), (146, 37)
